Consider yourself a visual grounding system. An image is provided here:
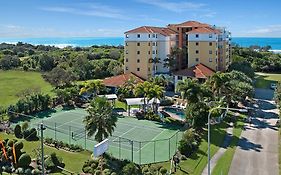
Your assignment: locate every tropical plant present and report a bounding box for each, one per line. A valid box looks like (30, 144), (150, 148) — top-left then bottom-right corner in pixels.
(176, 78), (211, 103)
(84, 97), (117, 142)
(134, 81), (164, 112)
(164, 46), (182, 71)
(79, 80), (105, 96)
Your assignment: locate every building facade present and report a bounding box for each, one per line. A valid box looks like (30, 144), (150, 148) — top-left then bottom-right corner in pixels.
(124, 21), (231, 80)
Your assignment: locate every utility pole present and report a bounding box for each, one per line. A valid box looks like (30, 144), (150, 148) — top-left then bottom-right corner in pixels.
(40, 123), (46, 175)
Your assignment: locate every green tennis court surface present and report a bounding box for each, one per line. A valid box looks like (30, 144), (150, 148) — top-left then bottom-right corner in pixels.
(29, 108), (183, 164)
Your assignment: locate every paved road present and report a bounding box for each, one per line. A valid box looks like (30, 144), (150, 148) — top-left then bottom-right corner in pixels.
(229, 89), (279, 175)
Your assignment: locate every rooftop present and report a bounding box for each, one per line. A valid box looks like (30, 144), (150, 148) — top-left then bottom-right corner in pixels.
(125, 26), (177, 36)
(173, 63), (215, 79)
(102, 73), (144, 87)
(187, 27), (221, 34)
(168, 20), (210, 28)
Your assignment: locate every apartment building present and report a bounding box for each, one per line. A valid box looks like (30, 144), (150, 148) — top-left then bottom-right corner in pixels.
(124, 21), (231, 81)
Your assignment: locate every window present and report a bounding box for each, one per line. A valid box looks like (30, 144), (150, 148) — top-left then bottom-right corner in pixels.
(177, 27), (179, 31)
(209, 58), (212, 62)
(137, 51), (140, 54)
(148, 34), (150, 38)
(137, 68), (140, 71)
(209, 34), (212, 38)
(137, 34), (141, 38)
(126, 67), (128, 70)
(126, 50), (128, 54)
(148, 42), (150, 46)
(148, 51), (150, 54)
(196, 34), (199, 38)
(153, 50), (155, 54)
(126, 34), (129, 38)
(126, 58), (128, 62)
(153, 42), (155, 46)
(216, 58), (218, 63)
(148, 67), (150, 71)
(209, 50), (212, 54)
(209, 42), (212, 46)
(137, 59), (140, 63)
(178, 76), (183, 80)
(196, 42), (199, 46)
(195, 27), (198, 29)
(196, 50), (199, 54)
(155, 66), (158, 71)
(125, 42), (128, 46)
(195, 58), (199, 62)
(156, 34), (158, 38)
(152, 34), (155, 38)
(156, 50), (158, 54)
(137, 42), (140, 46)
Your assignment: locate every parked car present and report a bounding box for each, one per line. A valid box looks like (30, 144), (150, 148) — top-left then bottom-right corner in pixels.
(270, 83), (277, 90)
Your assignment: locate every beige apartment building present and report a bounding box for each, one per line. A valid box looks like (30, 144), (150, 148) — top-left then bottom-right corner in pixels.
(124, 21), (231, 81)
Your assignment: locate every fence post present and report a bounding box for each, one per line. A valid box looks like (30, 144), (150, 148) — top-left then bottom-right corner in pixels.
(119, 137), (121, 159)
(69, 126), (71, 144)
(131, 140), (134, 162)
(84, 129), (87, 149)
(154, 141), (156, 163)
(175, 131), (178, 152)
(54, 122), (57, 140)
(168, 138), (171, 159)
(139, 142), (141, 165)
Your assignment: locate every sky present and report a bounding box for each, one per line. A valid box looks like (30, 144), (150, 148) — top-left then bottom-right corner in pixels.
(0, 0), (281, 38)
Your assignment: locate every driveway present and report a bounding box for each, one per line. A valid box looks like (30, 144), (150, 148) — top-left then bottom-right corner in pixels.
(229, 89), (279, 175)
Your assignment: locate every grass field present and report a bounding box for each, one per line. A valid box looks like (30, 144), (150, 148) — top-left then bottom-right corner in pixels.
(255, 72), (281, 89)
(0, 70), (53, 107)
(211, 114), (245, 175)
(156, 122), (228, 175)
(0, 132), (91, 174)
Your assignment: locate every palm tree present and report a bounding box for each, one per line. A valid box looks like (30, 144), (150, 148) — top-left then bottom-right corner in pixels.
(84, 97), (117, 142)
(149, 75), (169, 88)
(176, 79), (210, 104)
(164, 46), (182, 71)
(149, 57), (161, 75)
(79, 80), (105, 96)
(134, 81), (164, 112)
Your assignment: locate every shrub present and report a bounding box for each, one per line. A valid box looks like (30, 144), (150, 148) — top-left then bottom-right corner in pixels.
(160, 98), (174, 106)
(160, 167), (167, 175)
(178, 128), (199, 156)
(122, 162), (140, 175)
(21, 121), (29, 131)
(135, 111), (145, 120)
(14, 124), (22, 138)
(18, 153), (31, 168)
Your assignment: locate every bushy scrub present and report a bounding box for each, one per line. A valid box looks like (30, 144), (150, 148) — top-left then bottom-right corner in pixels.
(178, 128), (200, 157)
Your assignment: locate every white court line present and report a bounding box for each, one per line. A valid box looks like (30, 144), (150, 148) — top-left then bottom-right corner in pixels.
(136, 129), (167, 153)
(112, 126), (136, 142)
(118, 121), (164, 133)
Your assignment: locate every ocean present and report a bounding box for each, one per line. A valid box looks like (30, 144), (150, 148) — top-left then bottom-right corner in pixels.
(0, 37), (281, 50)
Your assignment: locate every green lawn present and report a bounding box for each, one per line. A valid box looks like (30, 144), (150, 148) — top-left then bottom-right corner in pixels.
(156, 122), (228, 175)
(0, 70), (53, 108)
(211, 114), (245, 175)
(255, 72), (281, 89)
(0, 132), (91, 174)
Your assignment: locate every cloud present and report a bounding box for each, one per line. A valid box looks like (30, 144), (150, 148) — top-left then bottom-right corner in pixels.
(137, 0), (206, 12)
(0, 24), (123, 38)
(40, 3), (129, 20)
(245, 25), (281, 37)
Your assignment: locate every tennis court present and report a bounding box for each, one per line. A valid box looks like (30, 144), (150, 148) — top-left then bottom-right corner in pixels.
(30, 108), (183, 164)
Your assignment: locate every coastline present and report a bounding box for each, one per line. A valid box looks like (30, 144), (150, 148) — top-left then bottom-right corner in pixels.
(0, 37), (281, 50)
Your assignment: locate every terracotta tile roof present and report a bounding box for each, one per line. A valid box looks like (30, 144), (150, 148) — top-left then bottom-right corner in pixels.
(187, 27), (221, 34)
(103, 73), (144, 87)
(125, 26), (178, 36)
(173, 64), (215, 79)
(168, 21), (210, 27)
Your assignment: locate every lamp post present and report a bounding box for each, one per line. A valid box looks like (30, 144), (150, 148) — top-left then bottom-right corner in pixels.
(207, 106), (247, 175)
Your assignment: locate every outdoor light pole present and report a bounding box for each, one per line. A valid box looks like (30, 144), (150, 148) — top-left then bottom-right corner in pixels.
(40, 123), (46, 175)
(207, 106), (247, 175)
